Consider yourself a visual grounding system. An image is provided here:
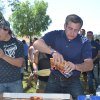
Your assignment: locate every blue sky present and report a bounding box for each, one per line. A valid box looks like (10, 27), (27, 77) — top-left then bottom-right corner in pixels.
(4, 0), (100, 35)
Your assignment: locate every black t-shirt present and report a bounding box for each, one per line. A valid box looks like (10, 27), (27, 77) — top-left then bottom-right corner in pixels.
(38, 52), (51, 82)
(0, 37), (24, 83)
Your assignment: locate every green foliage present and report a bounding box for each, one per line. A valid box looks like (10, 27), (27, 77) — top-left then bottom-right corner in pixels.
(0, 0), (5, 12)
(9, 0), (52, 37)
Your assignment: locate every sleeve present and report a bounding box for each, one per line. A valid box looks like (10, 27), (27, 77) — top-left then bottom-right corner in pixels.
(16, 41), (24, 58)
(42, 31), (57, 48)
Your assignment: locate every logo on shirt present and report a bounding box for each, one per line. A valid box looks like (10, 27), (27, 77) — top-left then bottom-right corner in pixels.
(4, 43), (17, 58)
(81, 36), (88, 44)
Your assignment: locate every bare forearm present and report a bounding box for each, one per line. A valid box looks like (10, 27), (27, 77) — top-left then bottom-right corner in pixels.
(33, 63), (38, 71)
(33, 39), (52, 54)
(2, 55), (24, 67)
(75, 59), (93, 72)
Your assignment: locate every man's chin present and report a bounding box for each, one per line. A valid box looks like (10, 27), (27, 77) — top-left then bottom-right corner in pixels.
(68, 37), (75, 40)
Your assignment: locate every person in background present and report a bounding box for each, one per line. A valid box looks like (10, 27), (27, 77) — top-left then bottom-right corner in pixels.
(25, 38), (38, 89)
(28, 38), (38, 73)
(0, 14), (24, 92)
(80, 29), (88, 92)
(33, 14), (93, 100)
(95, 39), (100, 80)
(87, 31), (100, 94)
(95, 39), (100, 44)
(22, 40), (29, 72)
(80, 29), (86, 36)
(33, 50), (51, 93)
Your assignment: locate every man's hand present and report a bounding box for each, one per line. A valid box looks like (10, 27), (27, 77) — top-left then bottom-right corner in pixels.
(51, 51), (64, 66)
(50, 56), (76, 74)
(33, 70), (38, 80)
(64, 61), (76, 73)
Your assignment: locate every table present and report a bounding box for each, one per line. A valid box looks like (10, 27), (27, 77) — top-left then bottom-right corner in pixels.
(1, 93), (71, 100)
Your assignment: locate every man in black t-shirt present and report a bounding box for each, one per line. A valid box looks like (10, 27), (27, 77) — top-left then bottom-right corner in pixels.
(0, 13), (24, 93)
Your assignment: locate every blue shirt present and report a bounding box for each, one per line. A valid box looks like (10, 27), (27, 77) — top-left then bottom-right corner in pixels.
(42, 30), (92, 77)
(91, 40), (100, 58)
(23, 43), (28, 56)
(91, 40), (100, 64)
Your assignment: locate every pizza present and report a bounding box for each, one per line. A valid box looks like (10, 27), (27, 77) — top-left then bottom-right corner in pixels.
(30, 96), (43, 100)
(50, 58), (68, 73)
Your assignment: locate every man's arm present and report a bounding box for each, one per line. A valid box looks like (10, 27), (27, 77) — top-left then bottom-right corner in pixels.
(28, 46), (34, 63)
(33, 39), (64, 64)
(33, 50), (39, 71)
(33, 39), (52, 54)
(75, 59), (93, 72)
(55, 58), (93, 74)
(0, 48), (24, 67)
(2, 55), (24, 67)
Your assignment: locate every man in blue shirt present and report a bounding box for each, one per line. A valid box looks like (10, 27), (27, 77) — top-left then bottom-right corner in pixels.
(87, 31), (100, 94)
(33, 14), (93, 100)
(22, 40), (29, 72)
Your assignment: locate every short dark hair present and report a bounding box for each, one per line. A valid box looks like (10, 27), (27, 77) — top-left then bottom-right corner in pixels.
(30, 37), (38, 45)
(34, 37), (38, 41)
(95, 39), (100, 43)
(87, 31), (93, 35)
(81, 29), (85, 32)
(65, 14), (83, 28)
(22, 40), (26, 44)
(0, 12), (12, 35)
(0, 20), (10, 30)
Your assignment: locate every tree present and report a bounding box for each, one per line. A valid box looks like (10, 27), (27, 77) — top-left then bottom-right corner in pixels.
(8, 0), (20, 11)
(9, 0), (52, 40)
(0, 0), (5, 13)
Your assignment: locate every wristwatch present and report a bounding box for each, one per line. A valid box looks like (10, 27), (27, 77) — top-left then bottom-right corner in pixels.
(51, 50), (56, 56)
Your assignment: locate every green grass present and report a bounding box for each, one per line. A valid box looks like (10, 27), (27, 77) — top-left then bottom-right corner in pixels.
(22, 70), (36, 93)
